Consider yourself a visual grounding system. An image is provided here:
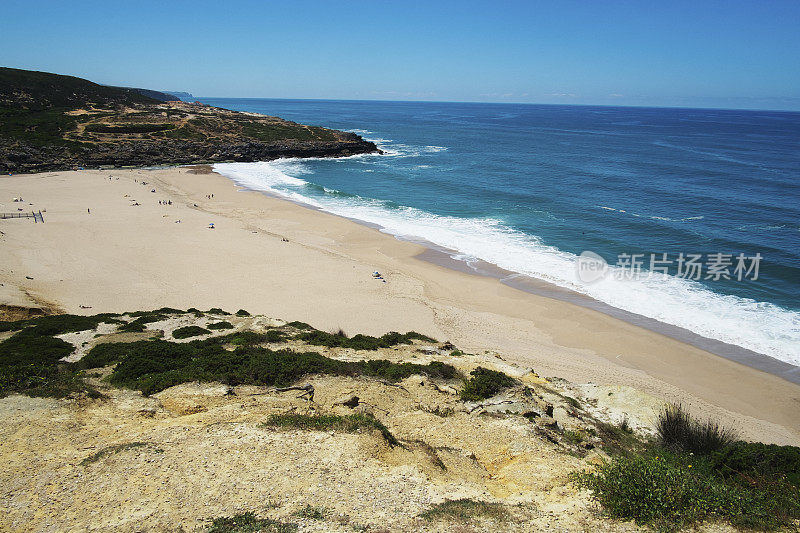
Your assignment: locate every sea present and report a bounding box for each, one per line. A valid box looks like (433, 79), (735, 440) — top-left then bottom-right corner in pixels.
(197, 98), (800, 371)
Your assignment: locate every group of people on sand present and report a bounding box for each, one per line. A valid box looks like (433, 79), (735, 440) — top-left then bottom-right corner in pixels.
(158, 200), (172, 205)
(205, 193), (214, 199)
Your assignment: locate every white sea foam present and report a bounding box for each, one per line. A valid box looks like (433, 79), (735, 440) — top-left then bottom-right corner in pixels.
(214, 160), (800, 366)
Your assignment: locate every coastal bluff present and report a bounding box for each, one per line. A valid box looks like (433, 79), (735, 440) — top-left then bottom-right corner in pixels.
(0, 67), (379, 173)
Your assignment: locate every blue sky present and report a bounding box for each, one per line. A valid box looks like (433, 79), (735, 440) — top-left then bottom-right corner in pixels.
(2, 0), (799, 110)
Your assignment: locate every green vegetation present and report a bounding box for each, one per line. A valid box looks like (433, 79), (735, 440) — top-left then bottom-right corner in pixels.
(575, 404), (800, 531)
(419, 499), (509, 522)
(207, 321), (234, 330)
(264, 412), (399, 447)
(0, 312), (121, 335)
(299, 329), (436, 350)
(656, 403), (737, 455)
(206, 308), (231, 315)
(293, 505), (328, 520)
(84, 123), (175, 133)
(79, 337), (458, 395)
(207, 512), (297, 533)
(118, 311), (171, 332)
(459, 367), (516, 401)
(80, 442), (151, 466)
(172, 325), (211, 339)
(285, 321), (313, 330)
(0, 329), (83, 397)
(2, 67), (372, 174)
(235, 309), (251, 317)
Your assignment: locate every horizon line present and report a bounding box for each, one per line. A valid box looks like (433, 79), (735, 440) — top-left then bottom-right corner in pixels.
(190, 95), (800, 114)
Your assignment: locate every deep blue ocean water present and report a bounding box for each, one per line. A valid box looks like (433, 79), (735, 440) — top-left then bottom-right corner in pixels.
(199, 98), (800, 365)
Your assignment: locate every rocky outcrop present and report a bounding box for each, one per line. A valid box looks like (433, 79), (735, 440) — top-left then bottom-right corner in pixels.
(0, 136), (380, 173)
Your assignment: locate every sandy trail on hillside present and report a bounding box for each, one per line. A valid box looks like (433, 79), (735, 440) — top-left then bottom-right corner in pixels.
(0, 167), (798, 445)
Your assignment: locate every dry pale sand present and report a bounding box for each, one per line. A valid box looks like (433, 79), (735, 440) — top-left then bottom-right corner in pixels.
(1, 167), (798, 445)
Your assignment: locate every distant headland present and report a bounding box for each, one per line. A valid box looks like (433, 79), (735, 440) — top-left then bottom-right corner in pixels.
(0, 67), (379, 173)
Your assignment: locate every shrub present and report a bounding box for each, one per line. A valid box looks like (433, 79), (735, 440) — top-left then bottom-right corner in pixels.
(235, 309), (251, 317)
(172, 326), (210, 339)
(299, 329), (437, 351)
(0, 313), (120, 335)
(206, 308), (231, 315)
(208, 330), (281, 345)
(207, 511), (297, 533)
(285, 321), (313, 330)
(207, 321), (234, 330)
(656, 403), (737, 455)
(119, 313), (168, 332)
(264, 412), (398, 446)
(91, 337), (457, 395)
(711, 441), (800, 487)
(576, 453), (712, 528)
(459, 367), (516, 401)
(0, 330), (96, 398)
(576, 450), (800, 531)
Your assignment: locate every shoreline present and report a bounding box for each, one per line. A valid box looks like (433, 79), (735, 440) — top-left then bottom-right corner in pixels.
(223, 163), (800, 386)
(1, 166), (798, 444)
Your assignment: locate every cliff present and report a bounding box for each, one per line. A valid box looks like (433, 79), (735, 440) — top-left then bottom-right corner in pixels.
(0, 67), (379, 173)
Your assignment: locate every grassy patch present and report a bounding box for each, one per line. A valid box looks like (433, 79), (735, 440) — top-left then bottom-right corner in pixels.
(84, 123), (175, 133)
(419, 499), (509, 522)
(207, 321), (234, 330)
(172, 325), (210, 339)
(459, 367), (516, 401)
(207, 512), (297, 533)
(656, 403), (737, 455)
(80, 441), (150, 466)
(293, 505), (327, 520)
(263, 412), (399, 446)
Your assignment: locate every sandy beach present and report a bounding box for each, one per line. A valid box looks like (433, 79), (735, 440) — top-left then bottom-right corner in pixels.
(1, 166), (798, 445)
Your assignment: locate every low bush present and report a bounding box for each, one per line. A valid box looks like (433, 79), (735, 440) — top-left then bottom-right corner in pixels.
(299, 329), (436, 350)
(207, 321), (234, 330)
(0, 329), (95, 398)
(206, 308), (231, 315)
(172, 326), (210, 339)
(119, 312), (169, 332)
(84, 123), (175, 133)
(81, 339), (459, 395)
(235, 309), (250, 317)
(285, 321), (313, 330)
(0, 313), (121, 335)
(711, 441), (800, 487)
(459, 367), (516, 401)
(264, 412), (398, 446)
(576, 450), (800, 531)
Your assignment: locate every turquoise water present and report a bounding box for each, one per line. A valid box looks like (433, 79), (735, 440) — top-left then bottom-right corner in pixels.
(200, 98), (800, 365)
